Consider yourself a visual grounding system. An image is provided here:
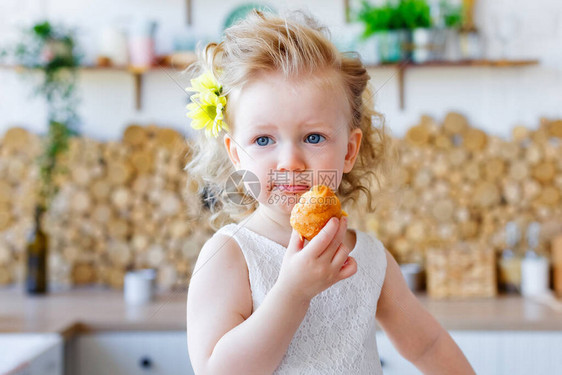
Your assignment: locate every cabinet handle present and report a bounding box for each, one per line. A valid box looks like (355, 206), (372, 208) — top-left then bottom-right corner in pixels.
(380, 358), (385, 367)
(139, 356), (152, 369)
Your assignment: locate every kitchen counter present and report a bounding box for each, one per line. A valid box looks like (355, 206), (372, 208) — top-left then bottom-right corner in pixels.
(1, 286), (562, 337)
(0, 286), (187, 339)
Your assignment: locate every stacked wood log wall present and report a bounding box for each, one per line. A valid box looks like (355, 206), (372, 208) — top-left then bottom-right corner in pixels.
(1, 114), (561, 293)
(0, 125), (213, 290)
(0, 128), (42, 285)
(348, 114), (562, 298)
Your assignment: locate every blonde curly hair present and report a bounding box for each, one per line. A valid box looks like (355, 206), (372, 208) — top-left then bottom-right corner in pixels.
(184, 10), (400, 231)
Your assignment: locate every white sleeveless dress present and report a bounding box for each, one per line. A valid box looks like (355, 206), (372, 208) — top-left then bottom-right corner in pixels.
(215, 222), (388, 374)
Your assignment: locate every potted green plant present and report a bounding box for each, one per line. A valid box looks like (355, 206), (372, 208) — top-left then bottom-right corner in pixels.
(356, 0), (432, 63)
(442, 0), (463, 29)
(396, 0), (432, 30)
(356, 0), (403, 63)
(436, 0), (464, 61)
(395, 0), (432, 62)
(3, 21), (81, 294)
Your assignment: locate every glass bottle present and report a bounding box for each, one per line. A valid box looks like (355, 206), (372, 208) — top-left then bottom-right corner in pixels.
(25, 204), (48, 294)
(521, 222), (550, 297)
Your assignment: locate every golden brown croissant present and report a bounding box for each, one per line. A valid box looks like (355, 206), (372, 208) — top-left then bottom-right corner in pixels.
(289, 185), (347, 241)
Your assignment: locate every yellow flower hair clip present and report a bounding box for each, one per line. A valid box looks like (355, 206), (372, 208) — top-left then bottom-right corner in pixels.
(186, 70), (229, 139)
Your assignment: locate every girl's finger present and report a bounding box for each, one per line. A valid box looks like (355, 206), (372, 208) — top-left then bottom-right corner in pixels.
(307, 217), (339, 257)
(338, 256), (357, 280)
(319, 216), (347, 260)
(331, 242), (350, 265)
(287, 228), (304, 255)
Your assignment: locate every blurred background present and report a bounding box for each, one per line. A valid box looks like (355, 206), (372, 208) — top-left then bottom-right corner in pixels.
(0, 0), (561, 139)
(1, 1), (562, 375)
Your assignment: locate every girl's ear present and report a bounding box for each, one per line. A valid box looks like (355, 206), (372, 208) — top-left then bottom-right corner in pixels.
(223, 134), (241, 169)
(343, 128), (362, 173)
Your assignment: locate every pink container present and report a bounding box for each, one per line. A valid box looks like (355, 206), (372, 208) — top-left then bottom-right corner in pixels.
(129, 20), (157, 69)
(129, 36), (155, 68)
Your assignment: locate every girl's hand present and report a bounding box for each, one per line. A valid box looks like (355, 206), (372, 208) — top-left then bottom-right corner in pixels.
(276, 216), (357, 303)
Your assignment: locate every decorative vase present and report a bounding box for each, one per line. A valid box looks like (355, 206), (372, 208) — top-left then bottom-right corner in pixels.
(129, 20), (158, 69)
(98, 26), (129, 66)
(375, 30), (405, 63)
(444, 28), (462, 61)
(412, 28), (433, 63)
(459, 30), (482, 60)
(399, 29), (413, 62)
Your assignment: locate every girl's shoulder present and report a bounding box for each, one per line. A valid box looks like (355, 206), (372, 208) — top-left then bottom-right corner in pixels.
(214, 222), (240, 237)
(211, 223), (251, 251)
(195, 223), (245, 273)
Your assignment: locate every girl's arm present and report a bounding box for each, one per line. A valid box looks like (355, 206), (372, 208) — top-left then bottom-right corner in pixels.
(375, 249), (476, 375)
(187, 234), (310, 375)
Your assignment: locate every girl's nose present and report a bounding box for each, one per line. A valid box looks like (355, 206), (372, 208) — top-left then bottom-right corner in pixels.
(277, 143), (306, 171)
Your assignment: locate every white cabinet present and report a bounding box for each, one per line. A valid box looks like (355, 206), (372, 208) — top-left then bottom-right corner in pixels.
(376, 331), (420, 374)
(22, 341), (63, 375)
(496, 331), (562, 375)
(68, 329), (562, 375)
(448, 332), (502, 374)
(0, 333), (63, 375)
(73, 331), (194, 375)
(377, 330), (562, 375)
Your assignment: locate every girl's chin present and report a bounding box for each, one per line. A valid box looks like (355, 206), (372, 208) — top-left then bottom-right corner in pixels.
(264, 192), (302, 212)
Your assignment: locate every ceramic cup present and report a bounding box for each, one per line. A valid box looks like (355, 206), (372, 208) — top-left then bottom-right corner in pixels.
(124, 269), (156, 305)
(400, 263), (423, 292)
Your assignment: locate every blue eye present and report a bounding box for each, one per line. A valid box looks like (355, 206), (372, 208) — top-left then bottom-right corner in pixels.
(306, 134), (325, 144)
(255, 136), (273, 146)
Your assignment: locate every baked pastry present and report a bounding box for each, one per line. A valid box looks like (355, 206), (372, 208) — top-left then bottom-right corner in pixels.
(290, 185), (348, 241)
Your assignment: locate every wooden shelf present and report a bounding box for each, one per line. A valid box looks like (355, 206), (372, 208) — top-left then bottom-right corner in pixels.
(1, 62), (193, 111)
(1, 59), (539, 111)
(365, 59), (540, 110)
(82, 63), (194, 110)
(368, 59), (539, 68)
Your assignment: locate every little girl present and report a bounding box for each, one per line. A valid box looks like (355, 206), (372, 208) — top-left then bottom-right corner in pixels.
(185, 10), (474, 375)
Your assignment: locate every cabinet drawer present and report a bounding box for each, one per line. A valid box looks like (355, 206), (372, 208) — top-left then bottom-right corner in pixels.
(377, 330), (562, 374)
(497, 331), (562, 375)
(376, 331), (501, 374)
(75, 331), (194, 375)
